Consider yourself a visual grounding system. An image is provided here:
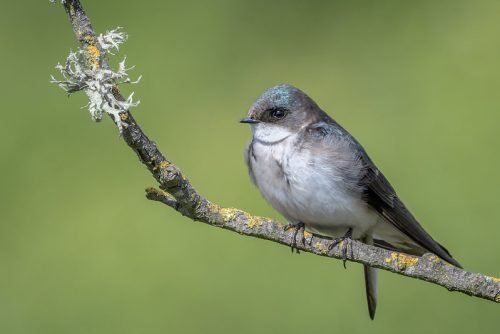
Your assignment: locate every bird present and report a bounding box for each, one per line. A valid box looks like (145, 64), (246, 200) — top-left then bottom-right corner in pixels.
(240, 84), (461, 320)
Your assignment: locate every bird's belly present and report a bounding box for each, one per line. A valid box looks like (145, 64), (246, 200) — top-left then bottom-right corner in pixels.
(251, 143), (378, 239)
(282, 178), (377, 239)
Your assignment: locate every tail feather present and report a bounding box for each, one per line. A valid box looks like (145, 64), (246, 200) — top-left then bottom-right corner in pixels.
(363, 235), (378, 320)
(364, 265), (378, 320)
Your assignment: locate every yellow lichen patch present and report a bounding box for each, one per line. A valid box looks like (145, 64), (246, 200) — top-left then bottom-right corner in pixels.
(246, 216), (263, 229)
(491, 276), (500, 283)
(84, 36), (100, 70)
(159, 161), (169, 169)
(87, 45), (100, 68)
(303, 230), (312, 239)
(119, 113), (128, 121)
(218, 207), (263, 228)
(219, 207), (238, 222)
(398, 254), (419, 268)
(314, 242), (328, 254)
(384, 252), (418, 269)
(384, 252), (398, 263)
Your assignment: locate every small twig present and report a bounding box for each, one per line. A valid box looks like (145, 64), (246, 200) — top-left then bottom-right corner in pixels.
(52, 0), (500, 304)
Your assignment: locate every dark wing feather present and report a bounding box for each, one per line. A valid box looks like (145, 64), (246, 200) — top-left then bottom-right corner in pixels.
(361, 158), (462, 268)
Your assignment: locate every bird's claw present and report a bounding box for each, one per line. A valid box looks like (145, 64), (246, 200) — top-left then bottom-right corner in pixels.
(328, 228), (354, 269)
(284, 222), (306, 254)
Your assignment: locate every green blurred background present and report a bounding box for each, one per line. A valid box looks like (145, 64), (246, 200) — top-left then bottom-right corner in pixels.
(1, 1), (499, 333)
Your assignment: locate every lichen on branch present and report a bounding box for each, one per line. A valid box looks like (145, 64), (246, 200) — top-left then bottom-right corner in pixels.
(50, 27), (140, 132)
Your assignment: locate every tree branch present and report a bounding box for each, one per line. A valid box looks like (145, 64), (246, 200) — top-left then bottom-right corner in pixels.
(52, 0), (500, 304)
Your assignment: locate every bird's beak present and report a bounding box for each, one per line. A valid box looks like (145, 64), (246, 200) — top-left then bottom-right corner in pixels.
(240, 117), (260, 124)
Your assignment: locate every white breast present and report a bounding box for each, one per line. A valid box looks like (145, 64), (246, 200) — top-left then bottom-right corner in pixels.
(249, 127), (378, 239)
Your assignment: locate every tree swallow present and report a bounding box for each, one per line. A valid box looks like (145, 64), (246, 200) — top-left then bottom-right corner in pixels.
(240, 84), (461, 319)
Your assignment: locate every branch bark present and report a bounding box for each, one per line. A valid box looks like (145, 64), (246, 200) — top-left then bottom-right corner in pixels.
(53, 0), (500, 304)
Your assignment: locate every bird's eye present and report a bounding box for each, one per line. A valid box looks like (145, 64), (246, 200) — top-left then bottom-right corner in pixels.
(269, 108), (288, 120)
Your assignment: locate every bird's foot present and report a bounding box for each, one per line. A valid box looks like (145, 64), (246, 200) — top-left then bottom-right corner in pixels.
(284, 222), (306, 254)
(328, 228), (354, 269)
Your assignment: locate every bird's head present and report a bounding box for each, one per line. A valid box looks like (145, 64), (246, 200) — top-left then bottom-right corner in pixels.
(240, 84), (322, 143)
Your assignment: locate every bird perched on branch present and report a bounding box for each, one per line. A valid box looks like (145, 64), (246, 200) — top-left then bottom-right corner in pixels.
(241, 84), (461, 319)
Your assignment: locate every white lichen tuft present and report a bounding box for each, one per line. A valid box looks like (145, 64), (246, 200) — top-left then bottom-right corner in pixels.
(49, 0), (66, 4)
(50, 28), (141, 133)
(97, 28), (127, 55)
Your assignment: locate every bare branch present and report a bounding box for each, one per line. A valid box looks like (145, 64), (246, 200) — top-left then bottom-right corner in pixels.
(52, 0), (500, 304)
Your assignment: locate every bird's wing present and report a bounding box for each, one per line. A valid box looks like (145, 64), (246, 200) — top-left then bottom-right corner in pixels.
(311, 119), (461, 268)
(359, 152), (462, 268)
